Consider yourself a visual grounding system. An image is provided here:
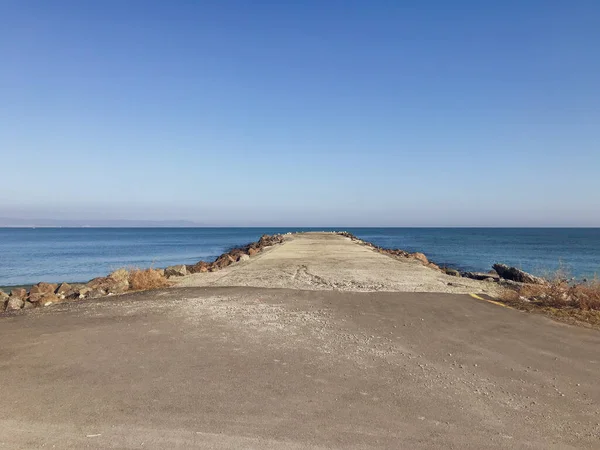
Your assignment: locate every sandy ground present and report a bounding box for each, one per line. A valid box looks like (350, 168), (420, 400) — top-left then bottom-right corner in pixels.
(1, 233), (599, 449)
(1, 287), (599, 449)
(178, 232), (501, 295)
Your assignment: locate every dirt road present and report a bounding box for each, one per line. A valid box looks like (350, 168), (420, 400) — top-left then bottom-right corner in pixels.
(1, 234), (598, 449)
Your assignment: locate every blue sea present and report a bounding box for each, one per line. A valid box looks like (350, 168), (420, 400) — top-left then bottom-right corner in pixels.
(0, 228), (598, 287)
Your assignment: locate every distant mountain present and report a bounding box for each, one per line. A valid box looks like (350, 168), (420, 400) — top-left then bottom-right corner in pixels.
(0, 218), (204, 228)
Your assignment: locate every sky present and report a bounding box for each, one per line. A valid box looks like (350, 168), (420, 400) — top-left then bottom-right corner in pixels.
(1, 0), (599, 226)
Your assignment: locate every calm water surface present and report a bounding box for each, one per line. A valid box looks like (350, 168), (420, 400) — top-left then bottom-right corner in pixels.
(0, 228), (598, 286)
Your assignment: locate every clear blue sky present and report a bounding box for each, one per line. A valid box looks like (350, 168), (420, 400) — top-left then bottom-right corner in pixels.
(1, 0), (598, 226)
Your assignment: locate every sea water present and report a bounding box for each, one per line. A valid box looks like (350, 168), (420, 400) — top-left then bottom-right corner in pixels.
(0, 227), (598, 286)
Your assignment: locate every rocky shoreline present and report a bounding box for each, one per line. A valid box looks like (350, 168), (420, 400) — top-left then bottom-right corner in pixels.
(1, 230), (546, 314)
(336, 231), (547, 287)
(1, 233), (286, 313)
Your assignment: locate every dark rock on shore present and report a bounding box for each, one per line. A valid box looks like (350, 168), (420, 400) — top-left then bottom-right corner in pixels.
(492, 264), (546, 284)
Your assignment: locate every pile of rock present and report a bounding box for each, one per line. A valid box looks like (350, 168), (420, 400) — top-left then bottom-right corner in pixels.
(337, 231), (441, 270)
(1, 268), (133, 311)
(336, 231), (548, 286)
(2, 234), (288, 313)
(185, 234), (285, 275)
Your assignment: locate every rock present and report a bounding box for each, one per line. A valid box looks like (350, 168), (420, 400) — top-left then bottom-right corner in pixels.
(212, 254), (235, 270)
(258, 234), (284, 248)
(492, 264), (546, 284)
(109, 269), (130, 285)
(155, 268), (165, 277)
(87, 276), (128, 294)
(10, 288), (27, 300)
(228, 248), (245, 260)
(0, 290), (8, 307)
(165, 265), (187, 278)
(411, 252), (429, 265)
(248, 247), (259, 256)
(56, 283), (72, 297)
(78, 287), (93, 299)
(6, 296), (24, 310)
(22, 301), (35, 309)
(187, 261), (209, 274)
(442, 268), (461, 277)
(484, 277), (497, 283)
(40, 294), (61, 306)
(28, 282), (58, 302)
(463, 272), (500, 281)
(238, 254), (250, 262)
(427, 262), (440, 270)
(87, 288), (106, 299)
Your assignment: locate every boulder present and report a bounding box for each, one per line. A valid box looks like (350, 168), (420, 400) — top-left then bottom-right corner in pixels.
(212, 254), (235, 270)
(87, 276), (128, 294)
(10, 288), (27, 300)
(0, 290), (8, 307)
(28, 282), (58, 302)
(187, 261), (209, 274)
(258, 234), (284, 248)
(109, 269), (130, 285)
(56, 283), (72, 298)
(238, 254), (250, 262)
(78, 287), (93, 299)
(228, 248), (245, 260)
(165, 265), (187, 278)
(411, 252), (429, 265)
(6, 296), (24, 310)
(492, 264), (546, 285)
(427, 262), (441, 270)
(248, 247), (259, 257)
(22, 301), (35, 309)
(463, 272), (500, 281)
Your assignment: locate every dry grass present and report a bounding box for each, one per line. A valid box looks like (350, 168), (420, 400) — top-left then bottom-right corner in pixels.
(499, 272), (600, 327)
(128, 268), (171, 291)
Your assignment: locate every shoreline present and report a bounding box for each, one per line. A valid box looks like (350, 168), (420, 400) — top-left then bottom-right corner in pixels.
(2, 231), (598, 328)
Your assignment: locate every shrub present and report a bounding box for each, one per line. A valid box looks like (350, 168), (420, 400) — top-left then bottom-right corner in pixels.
(501, 271), (600, 312)
(128, 268), (171, 291)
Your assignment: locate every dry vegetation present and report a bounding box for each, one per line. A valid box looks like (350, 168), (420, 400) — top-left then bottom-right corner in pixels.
(500, 272), (600, 327)
(128, 268), (171, 291)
